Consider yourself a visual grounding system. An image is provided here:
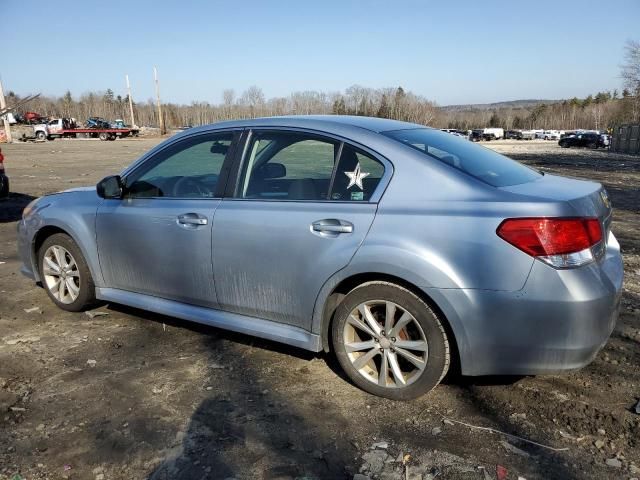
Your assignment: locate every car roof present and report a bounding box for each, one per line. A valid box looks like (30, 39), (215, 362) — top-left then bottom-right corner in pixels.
(185, 115), (426, 135)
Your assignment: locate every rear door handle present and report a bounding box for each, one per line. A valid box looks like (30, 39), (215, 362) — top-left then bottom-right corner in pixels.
(177, 213), (208, 226)
(312, 219), (353, 236)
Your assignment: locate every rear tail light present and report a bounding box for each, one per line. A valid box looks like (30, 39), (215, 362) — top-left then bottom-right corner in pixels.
(497, 217), (603, 268)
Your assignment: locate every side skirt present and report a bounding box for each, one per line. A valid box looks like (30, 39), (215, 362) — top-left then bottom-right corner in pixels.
(95, 287), (322, 352)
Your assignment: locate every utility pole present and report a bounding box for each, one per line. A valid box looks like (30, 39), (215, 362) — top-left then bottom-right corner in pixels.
(153, 67), (166, 135)
(125, 74), (136, 127)
(0, 77), (12, 143)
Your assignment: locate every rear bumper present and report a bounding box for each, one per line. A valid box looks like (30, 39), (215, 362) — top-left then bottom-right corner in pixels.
(431, 232), (623, 376)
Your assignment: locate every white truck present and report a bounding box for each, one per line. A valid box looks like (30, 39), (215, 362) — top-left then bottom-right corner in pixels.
(33, 118), (136, 141)
(483, 128), (504, 139)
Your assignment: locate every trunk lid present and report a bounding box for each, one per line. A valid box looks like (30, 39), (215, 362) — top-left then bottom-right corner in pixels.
(499, 173), (613, 237)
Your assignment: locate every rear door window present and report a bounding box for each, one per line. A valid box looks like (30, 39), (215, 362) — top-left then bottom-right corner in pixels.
(238, 131), (387, 202)
(240, 132), (338, 201)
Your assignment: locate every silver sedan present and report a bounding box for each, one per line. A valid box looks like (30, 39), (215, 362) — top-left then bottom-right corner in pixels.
(18, 116), (623, 400)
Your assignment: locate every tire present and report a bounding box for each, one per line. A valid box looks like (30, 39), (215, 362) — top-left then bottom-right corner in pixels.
(560, 142), (570, 148)
(36, 131), (47, 141)
(38, 233), (96, 312)
(99, 132), (109, 141)
(332, 282), (450, 400)
(587, 142), (597, 149)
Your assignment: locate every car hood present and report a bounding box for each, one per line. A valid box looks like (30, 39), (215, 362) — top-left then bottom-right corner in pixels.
(40, 185), (96, 198)
(60, 186), (96, 194)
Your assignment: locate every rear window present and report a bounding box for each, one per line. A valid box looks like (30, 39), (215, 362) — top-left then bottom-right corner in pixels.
(383, 128), (542, 187)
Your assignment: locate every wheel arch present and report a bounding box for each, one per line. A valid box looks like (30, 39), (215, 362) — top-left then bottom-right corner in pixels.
(316, 272), (465, 375)
(31, 223), (101, 286)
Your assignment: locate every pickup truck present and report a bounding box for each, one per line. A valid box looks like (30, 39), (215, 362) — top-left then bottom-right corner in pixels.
(33, 118), (137, 141)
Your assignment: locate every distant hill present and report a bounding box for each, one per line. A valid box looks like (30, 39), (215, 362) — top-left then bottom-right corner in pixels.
(441, 99), (560, 112)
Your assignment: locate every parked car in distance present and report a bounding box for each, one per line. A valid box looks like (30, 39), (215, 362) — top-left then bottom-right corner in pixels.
(520, 130), (536, 140)
(471, 129), (500, 141)
(440, 129), (469, 139)
(482, 127), (504, 139)
(0, 147), (8, 198)
(542, 130), (561, 140)
(559, 132), (605, 149)
(505, 130), (523, 140)
(85, 117), (111, 129)
(18, 116), (623, 400)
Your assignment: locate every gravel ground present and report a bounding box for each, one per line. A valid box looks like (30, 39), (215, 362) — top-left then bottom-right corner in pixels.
(0, 138), (638, 480)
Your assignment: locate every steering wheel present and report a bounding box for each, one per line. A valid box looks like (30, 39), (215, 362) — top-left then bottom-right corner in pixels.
(172, 176), (213, 197)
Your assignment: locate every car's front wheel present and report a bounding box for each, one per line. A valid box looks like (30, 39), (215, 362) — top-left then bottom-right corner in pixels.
(332, 282), (450, 400)
(38, 233), (96, 312)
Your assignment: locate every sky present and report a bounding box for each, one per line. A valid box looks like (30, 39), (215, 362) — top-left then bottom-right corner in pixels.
(2, 0), (639, 106)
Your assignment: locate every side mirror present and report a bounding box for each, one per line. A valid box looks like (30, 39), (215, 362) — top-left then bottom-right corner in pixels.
(97, 175), (124, 199)
(259, 162), (286, 179)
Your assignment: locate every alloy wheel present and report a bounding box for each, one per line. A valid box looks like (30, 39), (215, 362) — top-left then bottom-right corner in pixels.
(42, 245), (81, 304)
(343, 300), (429, 388)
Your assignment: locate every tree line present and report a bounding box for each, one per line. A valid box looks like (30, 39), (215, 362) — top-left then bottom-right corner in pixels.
(5, 40), (639, 132)
(6, 85), (637, 132)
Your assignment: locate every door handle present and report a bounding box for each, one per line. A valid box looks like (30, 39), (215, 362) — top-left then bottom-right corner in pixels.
(312, 219), (353, 235)
(177, 213), (208, 226)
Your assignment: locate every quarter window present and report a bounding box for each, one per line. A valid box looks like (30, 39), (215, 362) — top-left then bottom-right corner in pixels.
(127, 133), (233, 198)
(332, 145), (385, 201)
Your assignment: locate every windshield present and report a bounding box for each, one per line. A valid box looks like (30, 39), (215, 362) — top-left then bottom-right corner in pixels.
(383, 128), (542, 187)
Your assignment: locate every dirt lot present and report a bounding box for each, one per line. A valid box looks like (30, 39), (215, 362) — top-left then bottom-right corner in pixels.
(0, 138), (638, 480)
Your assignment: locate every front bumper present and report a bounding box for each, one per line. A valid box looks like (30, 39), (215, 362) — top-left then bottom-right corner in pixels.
(434, 232), (623, 376)
(17, 218), (38, 281)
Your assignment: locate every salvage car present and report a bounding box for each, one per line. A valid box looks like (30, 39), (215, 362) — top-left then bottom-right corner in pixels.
(18, 116), (623, 400)
(559, 132), (605, 149)
(505, 130), (523, 140)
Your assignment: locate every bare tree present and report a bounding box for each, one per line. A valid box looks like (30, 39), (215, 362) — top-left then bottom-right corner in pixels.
(620, 39), (640, 121)
(240, 86), (265, 117)
(621, 40), (640, 91)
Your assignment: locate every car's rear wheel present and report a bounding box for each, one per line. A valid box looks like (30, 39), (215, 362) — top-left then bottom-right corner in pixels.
(332, 282), (450, 400)
(38, 233), (95, 311)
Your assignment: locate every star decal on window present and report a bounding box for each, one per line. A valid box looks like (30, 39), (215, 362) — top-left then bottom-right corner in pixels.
(344, 162), (370, 190)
